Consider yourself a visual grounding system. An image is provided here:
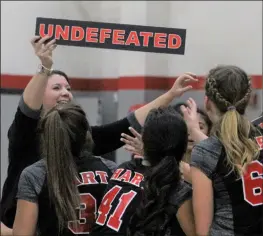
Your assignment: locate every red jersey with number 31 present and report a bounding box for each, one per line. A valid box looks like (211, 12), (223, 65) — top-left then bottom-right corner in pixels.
(36, 155), (116, 236)
(91, 159), (148, 235)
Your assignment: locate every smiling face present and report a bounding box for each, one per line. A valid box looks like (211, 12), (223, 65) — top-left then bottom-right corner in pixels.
(43, 74), (73, 110)
(187, 113), (209, 151)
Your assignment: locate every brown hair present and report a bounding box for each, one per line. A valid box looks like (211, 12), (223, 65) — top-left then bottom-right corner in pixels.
(38, 102), (93, 231)
(205, 65), (260, 175)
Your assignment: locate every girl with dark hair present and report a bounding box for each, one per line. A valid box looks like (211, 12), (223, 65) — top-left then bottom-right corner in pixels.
(13, 102), (116, 235)
(186, 65), (263, 236)
(122, 102), (212, 161)
(91, 107), (195, 235)
(127, 107), (195, 236)
(1, 35), (198, 235)
(172, 102), (212, 163)
(121, 102), (212, 184)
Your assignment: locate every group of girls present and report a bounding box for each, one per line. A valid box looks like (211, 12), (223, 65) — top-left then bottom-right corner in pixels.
(1, 36), (262, 236)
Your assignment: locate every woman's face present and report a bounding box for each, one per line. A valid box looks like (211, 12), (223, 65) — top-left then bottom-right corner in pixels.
(43, 74), (73, 110)
(187, 113), (209, 151)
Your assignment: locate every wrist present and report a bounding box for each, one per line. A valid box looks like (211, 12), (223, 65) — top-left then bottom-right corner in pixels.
(41, 63), (53, 70)
(37, 64), (53, 76)
(191, 127), (208, 143)
(166, 90), (178, 99)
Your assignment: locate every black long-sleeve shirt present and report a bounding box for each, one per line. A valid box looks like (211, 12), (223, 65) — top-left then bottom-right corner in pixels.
(1, 96), (141, 227)
(252, 115), (263, 129)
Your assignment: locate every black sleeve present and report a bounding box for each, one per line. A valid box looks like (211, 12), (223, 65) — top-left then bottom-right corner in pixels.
(1, 96), (42, 225)
(7, 96), (41, 163)
(91, 112), (141, 156)
(251, 115), (263, 129)
(169, 181), (192, 213)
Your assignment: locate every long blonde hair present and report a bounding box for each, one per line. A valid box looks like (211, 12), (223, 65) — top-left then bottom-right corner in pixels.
(205, 65), (260, 176)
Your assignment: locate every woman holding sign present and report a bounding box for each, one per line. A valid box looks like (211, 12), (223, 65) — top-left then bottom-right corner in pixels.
(1, 35), (198, 235)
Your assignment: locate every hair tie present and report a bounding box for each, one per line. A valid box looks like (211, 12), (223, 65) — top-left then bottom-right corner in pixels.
(227, 106), (236, 111)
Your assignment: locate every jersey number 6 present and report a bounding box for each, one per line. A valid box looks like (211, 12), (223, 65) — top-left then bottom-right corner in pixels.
(242, 160), (263, 206)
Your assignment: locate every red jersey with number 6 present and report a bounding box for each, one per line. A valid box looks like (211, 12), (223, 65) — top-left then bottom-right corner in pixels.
(191, 127), (263, 236)
(91, 159), (148, 235)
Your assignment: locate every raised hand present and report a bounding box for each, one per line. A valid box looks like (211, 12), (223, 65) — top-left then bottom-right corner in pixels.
(120, 127), (144, 157)
(169, 73), (198, 97)
(30, 36), (57, 69)
(180, 97), (200, 132)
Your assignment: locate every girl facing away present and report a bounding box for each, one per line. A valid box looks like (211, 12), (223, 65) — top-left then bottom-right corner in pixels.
(121, 102), (212, 184)
(13, 102), (117, 236)
(127, 107), (196, 236)
(188, 65), (263, 236)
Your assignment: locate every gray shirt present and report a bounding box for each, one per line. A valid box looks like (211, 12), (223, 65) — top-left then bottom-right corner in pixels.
(191, 135), (262, 236)
(17, 157), (117, 203)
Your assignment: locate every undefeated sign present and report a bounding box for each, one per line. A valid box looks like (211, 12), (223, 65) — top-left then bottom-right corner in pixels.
(35, 17), (186, 55)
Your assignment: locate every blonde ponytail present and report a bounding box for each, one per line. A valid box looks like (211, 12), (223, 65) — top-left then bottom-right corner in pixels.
(205, 65), (261, 176)
(213, 109), (260, 175)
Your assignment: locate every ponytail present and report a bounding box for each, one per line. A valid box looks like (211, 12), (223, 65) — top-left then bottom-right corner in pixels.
(213, 108), (260, 175)
(128, 155), (181, 236)
(204, 66), (261, 176)
(40, 110), (80, 231)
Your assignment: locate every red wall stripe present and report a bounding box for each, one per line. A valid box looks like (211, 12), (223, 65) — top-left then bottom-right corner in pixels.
(1, 74), (262, 91)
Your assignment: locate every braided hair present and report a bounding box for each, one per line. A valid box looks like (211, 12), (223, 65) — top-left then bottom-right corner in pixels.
(205, 65), (260, 175)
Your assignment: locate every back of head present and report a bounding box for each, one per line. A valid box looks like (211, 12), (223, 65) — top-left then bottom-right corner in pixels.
(39, 102), (93, 231)
(205, 65), (260, 175)
(172, 102), (187, 116)
(142, 106), (188, 165)
(128, 107), (188, 236)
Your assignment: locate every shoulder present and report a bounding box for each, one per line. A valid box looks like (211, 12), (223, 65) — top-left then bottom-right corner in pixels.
(19, 160), (46, 189)
(195, 135), (222, 155)
(116, 159), (145, 172)
(117, 160), (134, 169)
(19, 159), (47, 193)
(190, 136), (222, 178)
(169, 180), (192, 210)
(251, 115), (263, 129)
(93, 156), (118, 173)
(22, 159), (46, 178)
(17, 160), (46, 202)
